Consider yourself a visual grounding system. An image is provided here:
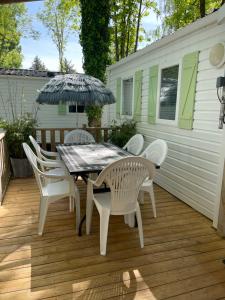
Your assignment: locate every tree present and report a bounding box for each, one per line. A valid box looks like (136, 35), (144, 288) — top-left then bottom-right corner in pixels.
(38, 0), (79, 72)
(110, 0), (158, 62)
(63, 58), (76, 74)
(0, 4), (39, 69)
(0, 4), (24, 68)
(80, 0), (111, 82)
(30, 56), (47, 71)
(160, 0), (224, 33)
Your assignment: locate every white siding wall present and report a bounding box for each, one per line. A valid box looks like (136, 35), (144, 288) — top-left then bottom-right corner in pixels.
(105, 20), (225, 221)
(0, 76), (89, 129)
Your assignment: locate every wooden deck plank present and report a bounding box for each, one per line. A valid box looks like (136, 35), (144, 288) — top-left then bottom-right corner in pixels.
(0, 178), (225, 299)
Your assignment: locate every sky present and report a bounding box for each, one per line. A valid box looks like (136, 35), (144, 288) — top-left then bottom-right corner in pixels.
(21, 1), (160, 72)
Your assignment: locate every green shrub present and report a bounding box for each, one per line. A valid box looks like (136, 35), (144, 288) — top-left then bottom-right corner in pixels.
(0, 114), (36, 158)
(109, 119), (136, 147)
(85, 105), (103, 127)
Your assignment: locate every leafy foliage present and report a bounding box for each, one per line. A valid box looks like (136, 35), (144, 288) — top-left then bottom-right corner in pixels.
(0, 4), (23, 68)
(0, 78), (38, 158)
(109, 119), (136, 147)
(30, 56), (47, 71)
(0, 114), (36, 158)
(85, 105), (103, 127)
(159, 0), (223, 33)
(0, 4), (39, 68)
(63, 58), (76, 74)
(37, 0), (79, 72)
(110, 0), (158, 62)
(80, 0), (111, 82)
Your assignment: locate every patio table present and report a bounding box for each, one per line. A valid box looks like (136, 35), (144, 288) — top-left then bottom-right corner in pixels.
(57, 142), (133, 235)
(57, 142), (131, 175)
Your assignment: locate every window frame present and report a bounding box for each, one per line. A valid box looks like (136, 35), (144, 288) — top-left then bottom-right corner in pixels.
(156, 61), (182, 126)
(121, 75), (134, 118)
(67, 104), (85, 114)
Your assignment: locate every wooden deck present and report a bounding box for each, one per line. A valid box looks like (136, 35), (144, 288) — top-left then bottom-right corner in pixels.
(1, 178), (225, 300)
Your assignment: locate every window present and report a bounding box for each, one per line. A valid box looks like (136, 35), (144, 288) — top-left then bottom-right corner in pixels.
(159, 65), (179, 121)
(122, 78), (133, 116)
(69, 105), (85, 113)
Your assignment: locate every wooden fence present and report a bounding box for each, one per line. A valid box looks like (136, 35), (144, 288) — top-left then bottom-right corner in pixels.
(35, 126), (118, 151)
(0, 132), (11, 205)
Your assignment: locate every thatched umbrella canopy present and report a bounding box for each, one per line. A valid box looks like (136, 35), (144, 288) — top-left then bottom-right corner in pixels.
(36, 73), (115, 106)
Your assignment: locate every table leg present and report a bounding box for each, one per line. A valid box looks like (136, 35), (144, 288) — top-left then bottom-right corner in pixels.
(78, 214), (86, 236)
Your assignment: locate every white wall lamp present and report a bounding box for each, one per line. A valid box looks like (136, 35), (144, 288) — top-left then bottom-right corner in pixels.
(209, 43), (225, 68)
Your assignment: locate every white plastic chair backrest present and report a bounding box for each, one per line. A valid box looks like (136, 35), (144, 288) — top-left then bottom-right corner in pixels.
(22, 143), (45, 195)
(95, 156), (155, 214)
(29, 135), (46, 172)
(29, 135), (41, 158)
(123, 134), (144, 155)
(64, 129), (95, 144)
(141, 139), (168, 167)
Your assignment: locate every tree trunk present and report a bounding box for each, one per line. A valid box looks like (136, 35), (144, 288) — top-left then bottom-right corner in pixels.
(125, 0), (132, 57)
(134, 0), (142, 52)
(113, 9), (119, 61)
(199, 0), (205, 18)
(120, 0), (127, 58)
(126, 30), (130, 57)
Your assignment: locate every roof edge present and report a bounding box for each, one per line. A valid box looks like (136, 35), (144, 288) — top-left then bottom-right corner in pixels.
(0, 68), (63, 78)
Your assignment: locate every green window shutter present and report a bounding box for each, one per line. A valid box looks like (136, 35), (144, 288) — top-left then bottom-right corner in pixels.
(58, 102), (67, 115)
(133, 70), (142, 122)
(116, 78), (122, 117)
(178, 51), (199, 129)
(148, 65), (159, 124)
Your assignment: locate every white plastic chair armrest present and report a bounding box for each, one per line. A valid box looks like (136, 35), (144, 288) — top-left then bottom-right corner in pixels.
(88, 177), (105, 188)
(88, 175), (106, 188)
(36, 156), (64, 169)
(123, 142), (128, 150)
(87, 178), (99, 186)
(41, 148), (59, 158)
(37, 150), (57, 163)
(42, 173), (71, 180)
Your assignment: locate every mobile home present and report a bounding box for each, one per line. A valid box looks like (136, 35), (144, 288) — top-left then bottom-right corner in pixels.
(105, 5), (225, 229)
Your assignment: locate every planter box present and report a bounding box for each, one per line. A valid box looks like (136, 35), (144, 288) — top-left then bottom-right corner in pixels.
(10, 158), (33, 178)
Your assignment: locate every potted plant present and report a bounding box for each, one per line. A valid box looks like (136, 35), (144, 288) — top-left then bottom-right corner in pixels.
(85, 105), (103, 127)
(0, 114), (36, 178)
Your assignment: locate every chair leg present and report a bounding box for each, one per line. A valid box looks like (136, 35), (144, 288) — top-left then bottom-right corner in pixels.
(86, 196), (94, 235)
(124, 214), (135, 226)
(100, 209), (110, 256)
(138, 190), (145, 204)
(127, 213), (135, 227)
(74, 192), (80, 233)
(149, 185), (156, 218)
(38, 197), (48, 235)
(124, 214), (128, 224)
(136, 204), (144, 248)
(69, 196), (74, 212)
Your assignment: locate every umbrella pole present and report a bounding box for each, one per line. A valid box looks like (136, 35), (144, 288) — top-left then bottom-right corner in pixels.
(76, 102), (79, 128)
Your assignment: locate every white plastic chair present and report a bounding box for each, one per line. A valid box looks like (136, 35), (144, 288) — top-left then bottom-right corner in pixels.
(23, 143), (80, 235)
(140, 139), (168, 217)
(29, 135), (60, 161)
(29, 135), (66, 177)
(86, 156), (155, 255)
(123, 134), (144, 155)
(64, 129), (95, 144)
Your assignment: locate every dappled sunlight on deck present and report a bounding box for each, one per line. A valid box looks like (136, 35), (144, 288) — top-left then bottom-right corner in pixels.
(0, 178), (225, 299)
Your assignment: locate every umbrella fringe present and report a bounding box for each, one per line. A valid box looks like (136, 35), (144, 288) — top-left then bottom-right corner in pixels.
(36, 73), (115, 106)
